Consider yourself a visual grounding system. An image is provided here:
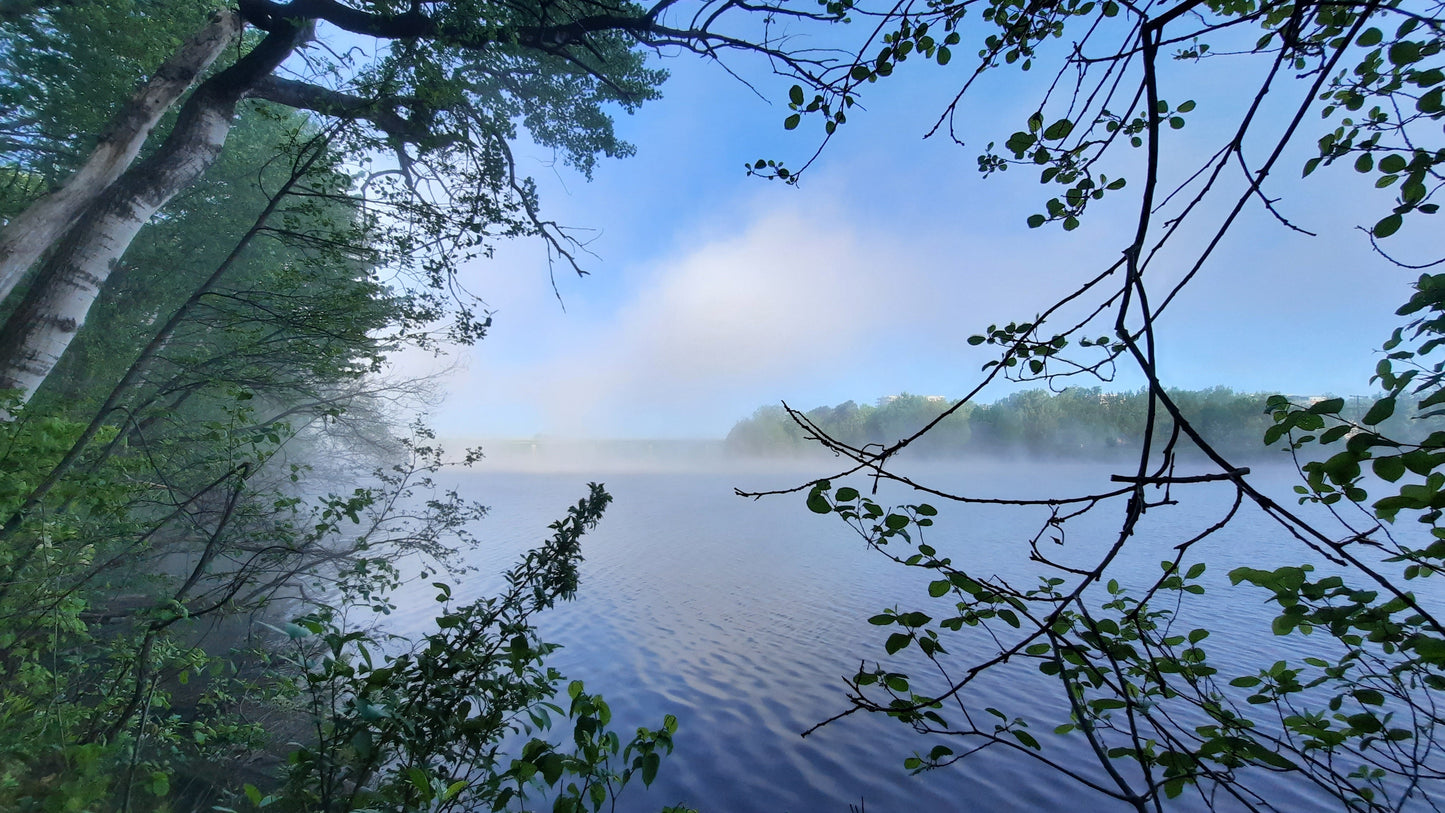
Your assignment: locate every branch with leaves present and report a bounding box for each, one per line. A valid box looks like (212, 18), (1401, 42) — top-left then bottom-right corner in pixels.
(738, 0), (1445, 808)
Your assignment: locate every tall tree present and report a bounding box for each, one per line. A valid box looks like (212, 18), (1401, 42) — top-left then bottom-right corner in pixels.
(0, 0), (843, 400)
(0, 3), (237, 304)
(0, 13), (690, 808)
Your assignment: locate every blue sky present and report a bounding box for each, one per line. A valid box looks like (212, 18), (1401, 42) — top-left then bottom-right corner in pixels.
(401, 31), (1438, 440)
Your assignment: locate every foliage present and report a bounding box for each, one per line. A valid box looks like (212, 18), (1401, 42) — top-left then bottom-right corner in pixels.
(0, 0), (853, 376)
(738, 0), (1445, 808)
(0, 3), (701, 809)
(38, 105), (414, 410)
(803, 471), (1443, 810)
(259, 484), (683, 813)
(0, 394), (266, 812)
(0, 383), (684, 812)
(728, 388), (1301, 459)
(0, 0), (220, 190)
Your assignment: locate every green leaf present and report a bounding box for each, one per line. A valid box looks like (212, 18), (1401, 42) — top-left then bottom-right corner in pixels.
(784, 114), (801, 131)
(1363, 397), (1397, 425)
(1389, 40), (1422, 66)
(885, 632), (911, 654)
(1373, 456), (1406, 482)
(1255, 748), (1298, 770)
(440, 779), (469, 802)
(407, 767), (433, 797)
(1374, 213), (1403, 238)
(1042, 118), (1074, 141)
(1006, 131), (1037, 155)
(1417, 87), (1443, 114)
(789, 85), (804, 105)
(899, 611), (931, 627)
(1353, 688), (1385, 706)
(1379, 153), (1409, 174)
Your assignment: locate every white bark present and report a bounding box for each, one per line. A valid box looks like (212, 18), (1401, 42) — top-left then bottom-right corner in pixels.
(0, 19), (308, 402)
(0, 90), (255, 401)
(0, 94), (238, 399)
(0, 9), (241, 304)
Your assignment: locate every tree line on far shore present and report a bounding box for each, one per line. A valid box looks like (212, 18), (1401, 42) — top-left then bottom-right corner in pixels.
(725, 388), (1413, 459)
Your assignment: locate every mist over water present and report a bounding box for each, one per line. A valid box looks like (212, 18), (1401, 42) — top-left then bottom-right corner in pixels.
(456, 438), (732, 474)
(393, 446), (1444, 812)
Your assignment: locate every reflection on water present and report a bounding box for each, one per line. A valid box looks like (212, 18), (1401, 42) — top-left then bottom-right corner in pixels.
(384, 460), (1435, 812)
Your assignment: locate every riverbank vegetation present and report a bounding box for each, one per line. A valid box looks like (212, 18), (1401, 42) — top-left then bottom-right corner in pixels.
(0, 0), (783, 808)
(727, 388), (1290, 459)
(727, 388), (1429, 460)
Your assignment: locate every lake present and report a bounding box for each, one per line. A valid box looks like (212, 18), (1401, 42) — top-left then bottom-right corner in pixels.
(385, 457), (1440, 812)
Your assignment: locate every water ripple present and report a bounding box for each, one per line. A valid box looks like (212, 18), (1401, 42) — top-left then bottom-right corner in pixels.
(376, 465), (1440, 812)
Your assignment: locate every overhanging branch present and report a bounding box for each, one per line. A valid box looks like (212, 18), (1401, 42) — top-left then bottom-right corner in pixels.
(248, 76), (454, 148)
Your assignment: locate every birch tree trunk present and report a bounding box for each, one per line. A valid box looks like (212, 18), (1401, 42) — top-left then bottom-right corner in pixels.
(0, 22), (306, 400)
(0, 9), (241, 304)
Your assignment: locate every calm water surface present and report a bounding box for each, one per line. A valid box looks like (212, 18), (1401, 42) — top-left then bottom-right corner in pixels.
(385, 459), (1437, 812)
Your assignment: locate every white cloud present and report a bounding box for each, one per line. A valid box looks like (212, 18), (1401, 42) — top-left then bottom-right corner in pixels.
(438, 190), (936, 437)
(617, 210), (893, 379)
(416, 101), (1421, 442)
